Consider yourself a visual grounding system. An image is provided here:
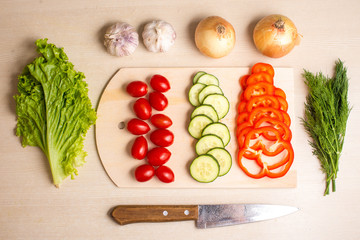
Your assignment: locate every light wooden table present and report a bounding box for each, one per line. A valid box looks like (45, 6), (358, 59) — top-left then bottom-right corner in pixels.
(1, 0), (360, 239)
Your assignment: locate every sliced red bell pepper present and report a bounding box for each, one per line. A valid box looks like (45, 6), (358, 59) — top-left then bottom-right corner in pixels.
(237, 127), (294, 178)
(246, 72), (273, 86)
(276, 96), (288, 111)
(253, 117), (292, 141)
(247, 107), (282, 124)
(247, 107), (291, 126)
(238, 152), (293, 179)
(239, 74), (249, 89)
(236, 129), (263, 159)
(236, 125), (264, 147)
(236, 112), (249, 125)
(243, 82), (275, 101)
(275, 88), (286, 99)
(245, 95), (280, 112)
(237, 125), (283, 158)
(237, 101), (247, 113)
(241, 126), (285, 156)
(239, 92), (245, 101)
(236, 62), (294, 179)
(236, 122), (252, 137)
(251, 62), (275, 78)
(256, 141), (293, 170)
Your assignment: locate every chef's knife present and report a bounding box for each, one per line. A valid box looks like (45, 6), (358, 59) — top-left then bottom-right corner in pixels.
(111, 204), (298, 228)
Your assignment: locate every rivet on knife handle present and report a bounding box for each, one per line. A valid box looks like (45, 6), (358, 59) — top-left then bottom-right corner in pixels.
(111, 205), (199, 225)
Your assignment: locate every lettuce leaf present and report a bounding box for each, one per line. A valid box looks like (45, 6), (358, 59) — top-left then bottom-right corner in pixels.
(14, 39), (97, 187)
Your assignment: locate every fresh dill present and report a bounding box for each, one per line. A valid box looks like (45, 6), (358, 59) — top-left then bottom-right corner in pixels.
(301, 59), (351, 195)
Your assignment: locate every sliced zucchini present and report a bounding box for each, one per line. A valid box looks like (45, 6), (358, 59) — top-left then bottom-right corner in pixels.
(188, 83), (206, 106)
(202, 94), (230, 119)
(198, 84), (224, 104)
(195, 134), (224, 155)
(188, 115), (213, 139)
(193, 71), (207, 84)
(202, 122), (231, 146)
(190, 104), (219, 122)
(190, 154), (220, 183)
(197, 74), (219, 86)
(207, 148), (232, 177)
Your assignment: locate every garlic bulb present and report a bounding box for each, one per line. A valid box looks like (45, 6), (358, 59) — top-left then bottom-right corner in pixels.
(104, 22), (139, 57)
(142, 20), (176, 53)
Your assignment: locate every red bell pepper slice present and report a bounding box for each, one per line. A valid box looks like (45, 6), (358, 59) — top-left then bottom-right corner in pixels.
(251, 62), (275, 78)
(253, 117), (292, 141)
(239, 92), (245, 101)
(237, 101), (247, 113)
(243, 82), (275, 101)
(248, 107), (291, 126)
(241, 126), (292, 157)
(241, 126), (285, 155)
(238, 127), (294, 178)
(236, 128), (263, 159)
(239, 95), (288, 113)
(245, 95), (280, 112)
(239, 74), (250, 89)
(246, 72), (274, 86)
(276, 96), (288, 111)
(238, 151), (293, 179)
(247, 107), (282, 124)
(275, 88), (286, 99)
(236, 122), (252, 137)
(236, 111), (249, 125)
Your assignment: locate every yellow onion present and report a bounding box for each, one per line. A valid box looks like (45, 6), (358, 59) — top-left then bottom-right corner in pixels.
(253, 14), (301, 58)
(195, 16), (236, 58)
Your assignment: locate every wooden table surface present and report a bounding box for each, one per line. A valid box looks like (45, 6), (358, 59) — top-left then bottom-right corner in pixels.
(1, 0), (360, 239)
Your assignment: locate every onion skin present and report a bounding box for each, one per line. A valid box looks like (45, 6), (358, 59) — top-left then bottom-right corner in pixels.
(253, 14), (301, 58)
(195, 16), (236, 58)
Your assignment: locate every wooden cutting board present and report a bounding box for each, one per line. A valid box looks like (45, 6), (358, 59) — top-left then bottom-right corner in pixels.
(96, 67), (297, 188)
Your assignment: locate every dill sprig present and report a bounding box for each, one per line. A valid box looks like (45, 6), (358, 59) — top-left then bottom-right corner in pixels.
(301, 59), (351, 195)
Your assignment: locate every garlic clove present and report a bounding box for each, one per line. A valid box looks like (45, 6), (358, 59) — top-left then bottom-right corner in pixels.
(104, 22), (139, 57)
(142, 20), (176, 53)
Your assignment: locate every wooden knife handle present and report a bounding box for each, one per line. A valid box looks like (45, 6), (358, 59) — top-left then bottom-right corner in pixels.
(111, 205), (199, 225)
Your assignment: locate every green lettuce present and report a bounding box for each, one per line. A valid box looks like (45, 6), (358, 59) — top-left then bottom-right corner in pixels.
(14, 39), (97, 187)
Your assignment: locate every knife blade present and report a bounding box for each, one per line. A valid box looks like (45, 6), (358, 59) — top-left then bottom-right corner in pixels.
(111, 204), (298, 228)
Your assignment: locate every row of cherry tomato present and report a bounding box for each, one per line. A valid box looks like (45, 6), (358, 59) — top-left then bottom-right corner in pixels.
(236, 63), (294, 179)
(126, 75), (175, 183)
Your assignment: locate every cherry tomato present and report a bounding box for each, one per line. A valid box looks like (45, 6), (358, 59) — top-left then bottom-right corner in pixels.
(147, 147), (171, 166)
(149, 91), (168, 111)
(133, 98), (152, 120)
(150, 114), (173, 129)
(156, 165), (175, 183)
(127, 118), (150, 135)
(126, 81), (148, 97)
(150, 129), (174, 147)
(131, 136), (148, 160)
(134, 164), (155, 182)
(150, 75), (171, 92)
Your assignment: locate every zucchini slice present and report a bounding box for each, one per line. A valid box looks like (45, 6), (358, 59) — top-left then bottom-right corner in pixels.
(188, 115), (213, 139)
(195, 134), (224, 155)
(202, 122), (231, 146)
(193, 71), (207, 84)
(190, 154), (220, 183)
(190, 104), (219, 122)
(198, 84), (224, 104)
(188, 83), (206, 107)
(207, 148), (232, 176)
(202, 94), (230, 119)
(197, 74), (219, 86)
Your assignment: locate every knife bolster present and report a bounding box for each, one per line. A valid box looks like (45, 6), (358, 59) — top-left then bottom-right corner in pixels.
(112, 205), (199, 225)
